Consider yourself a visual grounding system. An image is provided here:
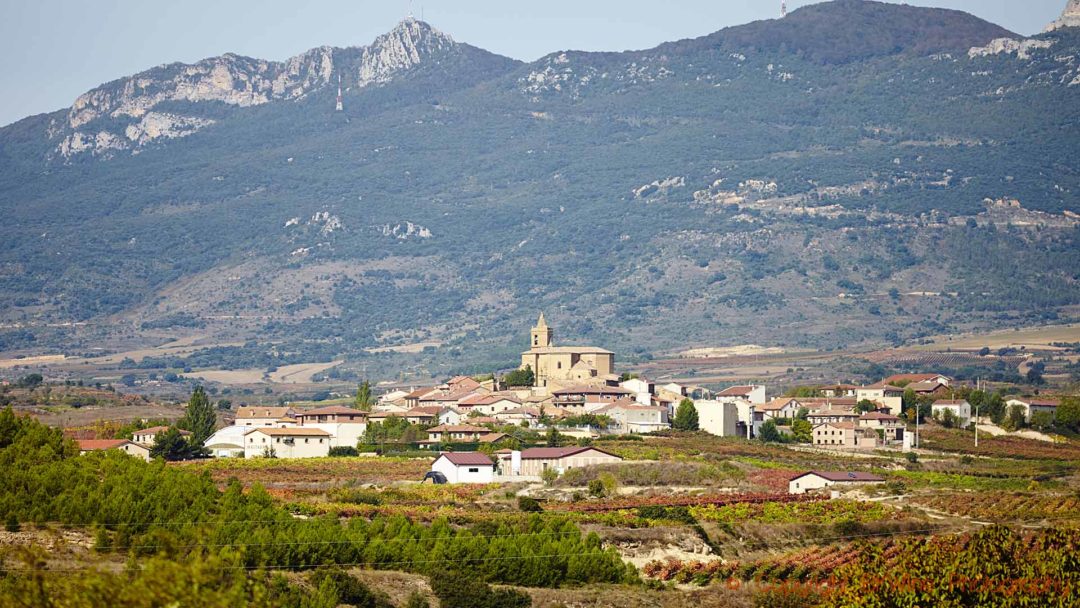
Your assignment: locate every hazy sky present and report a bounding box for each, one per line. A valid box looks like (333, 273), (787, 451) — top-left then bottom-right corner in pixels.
(0, 0), (1066, 127)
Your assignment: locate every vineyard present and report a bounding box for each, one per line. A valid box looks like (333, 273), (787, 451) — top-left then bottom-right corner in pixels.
(644, 526), (1080, 608)
(689, 499), (895, 525)
(909, 492), (1080, 522)
(919, 428), (1080, 460)
(181, 456), (430, 486)
(546, 492), (818, 513)
(644, 542), (899, 585)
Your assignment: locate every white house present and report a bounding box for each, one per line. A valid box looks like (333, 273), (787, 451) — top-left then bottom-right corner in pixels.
(757, 398), (803, 422)
(294, 405), (368, 449)
(204, 426), (250, 458)
(235, 406), (297, 427)
(695, 400), (740, 437)
(456, 394), (523, 416)
(854, 384), (904, 415)
(812, 422), (878, 449)
(77, 439), (152, 462)
(593, 399), (670, 434)
(932, 399), (972, 427)
(430, 452), (496, 483)
(132, 426), (191, 446)
(619, 378), (655, 405)
(788, 471), (885, 495)
(243, 428), (331, 459)
(858, 412), (905, 443)
(1005, 398), (1060, 422)
(717, 385), (767, 405)
(497, 446), (622, 477)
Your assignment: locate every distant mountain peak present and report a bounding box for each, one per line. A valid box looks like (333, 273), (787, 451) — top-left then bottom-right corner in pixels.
(357, 18), (456, 87)
(1046, 0), (1080, 31)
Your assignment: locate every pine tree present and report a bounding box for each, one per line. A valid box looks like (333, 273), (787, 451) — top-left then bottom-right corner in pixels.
(150, 427), (195, 461)
(673, 399), (699, 431)
(355, 380), (373, 411)
(759, 419), (784, 443)
(179, 386), (216, 446)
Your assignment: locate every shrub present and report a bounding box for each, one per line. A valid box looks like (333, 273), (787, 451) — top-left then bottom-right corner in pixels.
(753, 584), (826, 608)
(309, 569), (394, 608)
(904, 452), (918, 464)
(4, 514), (18, 533)
(541, 467), (559, 485)
(328, 487), (383, 505)
(588, 479), (605, 497)
(329, 446), (359, 457)
(430, 573), (531, 608)
(518, 496), (542, 512)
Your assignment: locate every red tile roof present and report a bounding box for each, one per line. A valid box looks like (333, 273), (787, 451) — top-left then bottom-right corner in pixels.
(519, 447), (621, 460)
(296, 406), (366, 417)
(883, 373), (950, 385)
(247, 427), (331, 437)
(77, 439), (133, 451)
(551, 385), (633, 396)
(718, 385), (758, 397)
(135, 426), (190, 436)
(427, 424), (488, 433)
(437, 452), (494, 466)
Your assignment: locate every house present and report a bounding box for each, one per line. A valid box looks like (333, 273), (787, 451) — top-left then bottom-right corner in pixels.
(447, 376), (484, 393)
(854, 385), (904, 415)
(858, 412), (905, 443)
(294, 406), (369, 449)
(430, 452), (495, 484)
(378, 389), (410, 406)
(235, 406), (297, 427)
(882, 373), (952, 387)
(658, 383), (685, 398)
(418, 389), (476, 410)
(477, 432), (512, 446)
(905, 381), (949, 396)
(807, 409), (860, 426)
(757, 398), (803, 422)
(425, 424), (489, 443)
(812, 422), (878, 449)
(551, 385), (635, 413)
(819, 384), (860, 398)
(619, 377), (655, 405)
(494, 407), (542, 425)
(243, 428), (331, 459)
(132, 426), (190, 446)
(457, 393), (522, 416)
(788, 471), (886, 495)
(519, 313), (615, 388)
(931, 400), (972, 427)
(717, 385), (767, 405)
(77, 439), (152, 462)
(403, 387), (440, 409)
(204, 426), (250, 458)
(1005, 398), (1061, 422)
(594, 399), (670, 434)
(402, 407), (442, 425)
(692, 400), (738, 437)
(499, 446), (622, 477)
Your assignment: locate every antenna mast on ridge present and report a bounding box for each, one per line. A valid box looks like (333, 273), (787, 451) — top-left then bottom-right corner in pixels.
(335, 74), (344, 112)
(781, 1), (788, 18)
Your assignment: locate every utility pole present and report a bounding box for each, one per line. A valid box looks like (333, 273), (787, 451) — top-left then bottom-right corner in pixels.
(974, 401), (980, 448)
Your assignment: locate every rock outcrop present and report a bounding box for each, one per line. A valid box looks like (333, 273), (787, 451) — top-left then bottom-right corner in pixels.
(50, 19), (459, 160)
(1046, 0), (1080, 31)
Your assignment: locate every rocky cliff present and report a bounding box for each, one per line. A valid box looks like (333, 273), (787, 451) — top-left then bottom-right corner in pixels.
(49, 19), (468, 160)
(1046, 0), (1080, 31)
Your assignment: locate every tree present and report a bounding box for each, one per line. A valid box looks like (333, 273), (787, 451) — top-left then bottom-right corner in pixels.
(1002, 404), (1026, 431)
(545, 426), (562, 447)
(17, 374), (43, 389)
(791, 418), (813, 443)
(759, 419), (784, 443)
(938, 409), (958, 429)
(355, 381), (373, 411)
(150, 427), (197, 461)
(673, 399), (699, 431)
(216, 399), (232, 411)
(1030, 411), (1055, 432)
(503, 365), (535, 387)
(179, 386), (215, 447)
(1056, 396), (1080, 431)
(855, 399), (878, 414)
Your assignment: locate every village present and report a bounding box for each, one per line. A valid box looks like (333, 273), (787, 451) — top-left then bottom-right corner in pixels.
(71, 313), (1076, 495)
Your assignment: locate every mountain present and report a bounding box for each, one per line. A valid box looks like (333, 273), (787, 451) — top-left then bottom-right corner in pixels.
(1047, 0), (1080, 31)
(0, 0), (1077, 379)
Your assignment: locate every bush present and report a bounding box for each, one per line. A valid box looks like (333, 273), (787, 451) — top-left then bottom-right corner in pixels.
(430, 573), (531, 608)
(904, 452), (918, 464)
(328, 487), (383, 505)
(541, 467), (559, 485)
(753, 584), (826, 608)
(588, 479), (605, 497)
(328, 446), (360, 457)
(309, 569), (394, 608)
(4, 514), (18, 533)
(518, 496), (542, 512)
(405, 592), (431, 608)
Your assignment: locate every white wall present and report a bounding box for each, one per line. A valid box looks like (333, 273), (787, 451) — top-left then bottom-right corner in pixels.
(789, 474), (834, 494)
(431, 458), (495, 483)
(697, 400), (739, 437)
(302, 422), (367, 449)
(243, 432), (330, 459)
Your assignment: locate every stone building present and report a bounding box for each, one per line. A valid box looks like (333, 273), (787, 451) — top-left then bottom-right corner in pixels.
(519, 313), (614, 388)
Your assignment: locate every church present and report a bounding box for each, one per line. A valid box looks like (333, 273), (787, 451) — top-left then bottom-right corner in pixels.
(519, 313), (615, 388)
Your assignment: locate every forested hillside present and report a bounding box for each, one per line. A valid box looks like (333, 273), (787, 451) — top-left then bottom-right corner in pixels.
(0, 0), (1077, 375)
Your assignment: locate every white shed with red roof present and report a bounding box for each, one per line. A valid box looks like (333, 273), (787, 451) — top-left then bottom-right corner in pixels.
(431, 452), (495, 483)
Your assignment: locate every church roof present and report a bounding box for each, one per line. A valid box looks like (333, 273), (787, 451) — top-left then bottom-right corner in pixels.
(523, 346), (614, 355)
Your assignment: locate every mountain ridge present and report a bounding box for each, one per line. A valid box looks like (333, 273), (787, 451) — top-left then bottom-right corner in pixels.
(0, 1), (1076, 376)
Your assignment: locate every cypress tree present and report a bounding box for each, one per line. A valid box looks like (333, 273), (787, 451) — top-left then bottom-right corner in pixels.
(180, 386), (216, 446)
(673, 398), (699, 431)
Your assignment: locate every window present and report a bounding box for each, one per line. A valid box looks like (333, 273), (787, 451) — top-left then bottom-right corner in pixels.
(468, 468), (479, 473)
(305, 438), (309, 444)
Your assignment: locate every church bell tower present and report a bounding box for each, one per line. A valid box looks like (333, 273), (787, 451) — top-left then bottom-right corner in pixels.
(531, 312), (554, 348)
